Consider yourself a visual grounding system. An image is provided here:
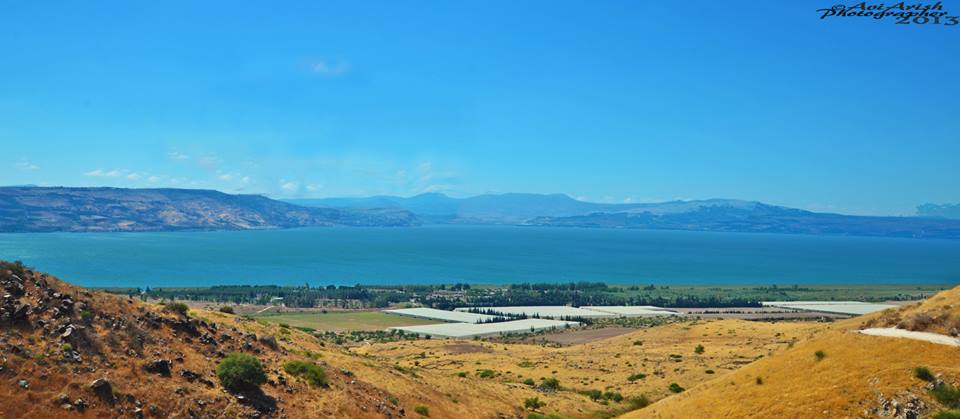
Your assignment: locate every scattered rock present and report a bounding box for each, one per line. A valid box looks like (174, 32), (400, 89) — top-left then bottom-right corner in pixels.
(144, 359), (172, 377)
(89, 378), (114, 403)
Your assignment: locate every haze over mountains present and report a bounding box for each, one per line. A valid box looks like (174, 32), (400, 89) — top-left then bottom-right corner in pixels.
(3, 187), (960, 239)
(291, 193), (960, 239)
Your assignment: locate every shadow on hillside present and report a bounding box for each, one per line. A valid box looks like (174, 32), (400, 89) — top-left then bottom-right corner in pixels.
(236, 388), (277, 415)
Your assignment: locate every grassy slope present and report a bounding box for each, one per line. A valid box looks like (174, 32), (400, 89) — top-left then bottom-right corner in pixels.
(630, 286), (960, 418)
(353, 319), (818, 418)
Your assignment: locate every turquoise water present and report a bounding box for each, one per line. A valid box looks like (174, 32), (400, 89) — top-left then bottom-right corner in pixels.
(0, 225), (958, 288)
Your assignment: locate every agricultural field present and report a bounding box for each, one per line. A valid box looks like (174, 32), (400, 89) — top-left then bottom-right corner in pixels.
(253, 310), (438, 331)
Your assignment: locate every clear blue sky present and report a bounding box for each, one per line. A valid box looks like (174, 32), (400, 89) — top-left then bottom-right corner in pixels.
(2, 1), (957, 215)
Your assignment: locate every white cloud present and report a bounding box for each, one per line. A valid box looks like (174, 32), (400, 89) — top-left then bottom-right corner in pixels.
(240, 176), (251, 184)
(311, 60), (350, 77)
(306, 183), (322, 192)
(147, 175), (162, 183)
(167, 151), (189, 160)
(218, 173), (233, 181)
(280, 181), (299, 193)
(126, 172), (143, 180)
(84, 169), (124, 177)
(14, 160), (40, 171)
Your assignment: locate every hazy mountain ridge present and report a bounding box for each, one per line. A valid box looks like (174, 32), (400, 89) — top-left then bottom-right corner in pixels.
(917, 202), (960, 219)
(291, 193), (960, 239)
(0, 187), (418, 232)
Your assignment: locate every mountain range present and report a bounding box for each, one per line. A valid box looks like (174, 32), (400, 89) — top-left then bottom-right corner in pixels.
(0, 187), (418, 232)
(3, 187), (959, 239)
(290, 193), (960, 239)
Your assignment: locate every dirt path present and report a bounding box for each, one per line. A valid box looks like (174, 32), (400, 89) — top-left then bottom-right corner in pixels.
(859, 327), (960, 347)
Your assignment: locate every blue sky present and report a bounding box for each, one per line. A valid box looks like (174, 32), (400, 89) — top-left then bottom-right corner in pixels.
(1, 1), (957, 215)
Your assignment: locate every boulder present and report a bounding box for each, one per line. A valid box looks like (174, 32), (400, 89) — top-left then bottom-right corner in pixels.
(143, 359), (172, 377)
(89, 378), (114, 403)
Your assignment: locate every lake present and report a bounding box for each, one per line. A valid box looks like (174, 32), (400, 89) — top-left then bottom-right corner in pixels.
(1, 225), (958, 288)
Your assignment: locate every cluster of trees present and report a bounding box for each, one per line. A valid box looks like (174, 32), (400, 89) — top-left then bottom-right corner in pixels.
(123, 284), (413, 308)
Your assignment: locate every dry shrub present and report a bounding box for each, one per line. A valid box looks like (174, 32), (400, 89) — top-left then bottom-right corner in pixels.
(898, 313), (934, 331)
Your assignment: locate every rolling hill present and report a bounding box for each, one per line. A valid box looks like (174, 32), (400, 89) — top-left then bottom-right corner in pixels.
(0, 187), (418, 232)
(632, 287), (960, 418)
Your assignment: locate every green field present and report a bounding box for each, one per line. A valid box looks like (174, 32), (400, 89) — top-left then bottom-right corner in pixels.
(253, 311), (439, 331)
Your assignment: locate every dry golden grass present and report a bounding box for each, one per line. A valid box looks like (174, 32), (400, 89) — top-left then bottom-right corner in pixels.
(352, 318), (817, 418)
(631, 285), (960, 419)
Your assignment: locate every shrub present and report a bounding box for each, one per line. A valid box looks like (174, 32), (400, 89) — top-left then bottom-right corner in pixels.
(164, 302), (189, 316)
(756, 376), (763, 385)
(694, 344), (705, 354)
(80, 309), (93, 320)
(932, 383), (960, 409)
(218, 306), (235, 314)
(633, 340), (643, 346)
(279, 323), (290, 329)
(627, 373), (646, 381)
(705, 369), (715, 374)
(538, 377), (560, 392)
(934, 410), (960, 419)
(914, 366), (935, 382)
(457, 371), (467, 378)
(604, 391), (624, 402)
(283, 360), (328, 387)
(814, 350), (826, 361)
(627, 395), (650, 409)
(668, 383), (685, 393)
(61, 343), (73, 352)
(580, 389), (602, 401)
(388, 395), (399, 405)
(217, 353), (267, 392)
(414, 405), (429, 417)
(523, 378), (536, 386)
(477, 369), (496, 378)
(524, 396), (546, 410)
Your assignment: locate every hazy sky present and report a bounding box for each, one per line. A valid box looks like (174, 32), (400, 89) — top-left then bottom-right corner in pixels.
(2, 1), (957, 215)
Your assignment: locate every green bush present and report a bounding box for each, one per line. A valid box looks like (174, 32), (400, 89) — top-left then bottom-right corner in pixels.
(756, 376), (763, 385)
(934, 410), (960, 419)
(457, 371), (467, 378)
(705, 369), (715, 374)
(477, 369), (496, 378)
(633, 340), (643, 346)
(283, 360), (328, 387)
(414, 405), (429, 417)
(914, 366), (935, 382)
(217, 353), (267, 392)
(164, 302), (189, 316)
(668, 383), (685, 393)
(523, 378), (536, 386)
(814, 350), (826, 361)
(218, 306), (235, 314)
(694, 344), (705, 354)
(932, 383), (960, 409)
(538, 377), (560, 392)
(580, 389), (603, 401)
(627, 395), (650, 409)
(524, 396), (546, 410)
(627, 373), (646, 381)
(604, 391), (624, 402)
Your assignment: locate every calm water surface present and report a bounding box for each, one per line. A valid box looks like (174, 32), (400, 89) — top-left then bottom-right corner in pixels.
(1, 225), (958, 288)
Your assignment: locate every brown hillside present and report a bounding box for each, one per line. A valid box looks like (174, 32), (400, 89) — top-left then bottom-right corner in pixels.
(0, 261), (510, 418)
(628, 285), (960, 419)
